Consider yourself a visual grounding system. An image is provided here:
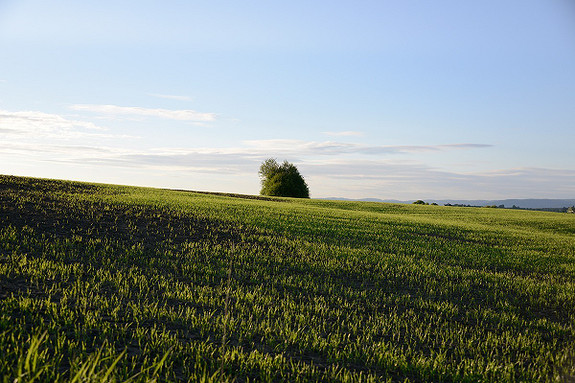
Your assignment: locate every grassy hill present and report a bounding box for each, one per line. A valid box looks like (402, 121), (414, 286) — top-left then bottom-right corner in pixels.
(1, 175), (574, 382)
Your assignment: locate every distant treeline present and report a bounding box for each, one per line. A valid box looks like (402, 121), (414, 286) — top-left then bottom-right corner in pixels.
(524, 207), (573, 213)
(443, 203), (574, 213)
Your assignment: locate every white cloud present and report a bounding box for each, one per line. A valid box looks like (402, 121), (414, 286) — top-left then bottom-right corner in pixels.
(49, 148), (575, 198)
(242, 139), (492, 156)
(1, 111), (569, 199)
(0, 109), (112, 139)
(70, 104), (215, 122)
(2, 131), (573, 198)
(0, 141), (118, 157)
(300, 160), (575, 199)
(104, 140), (489, 160)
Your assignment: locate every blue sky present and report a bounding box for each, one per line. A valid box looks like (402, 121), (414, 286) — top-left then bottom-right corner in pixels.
(1, 0), (574, 199)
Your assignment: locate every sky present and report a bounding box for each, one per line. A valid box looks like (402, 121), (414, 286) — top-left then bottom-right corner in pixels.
(1, 0), (574, 200)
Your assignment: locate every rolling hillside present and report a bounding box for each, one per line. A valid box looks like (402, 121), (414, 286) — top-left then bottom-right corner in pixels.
(1, 175), (574, 382)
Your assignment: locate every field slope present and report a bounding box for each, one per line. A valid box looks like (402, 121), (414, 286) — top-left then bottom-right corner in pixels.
(1, 175), (574, 382)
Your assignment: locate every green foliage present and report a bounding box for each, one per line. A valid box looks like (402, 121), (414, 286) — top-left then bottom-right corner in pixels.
(1, 175), (575, 382)
(412, 200), (427, 205)
(259, 158), (309, 198)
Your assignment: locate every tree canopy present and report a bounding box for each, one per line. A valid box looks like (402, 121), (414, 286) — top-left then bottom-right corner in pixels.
(259, 158), (309, 198)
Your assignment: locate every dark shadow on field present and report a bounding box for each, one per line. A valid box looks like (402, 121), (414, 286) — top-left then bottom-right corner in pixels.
(0, 190), (250, 254)
(0, 175), (105, 195)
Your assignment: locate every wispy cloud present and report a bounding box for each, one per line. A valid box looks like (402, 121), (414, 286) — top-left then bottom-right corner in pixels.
(45, 148), (575, 198)
(322, 131), (364, 137)
(0, 109), (113, 139)
(43, 141), (489, 175)
(2, 109), (567, 199)
(300, 159), (575, 199)
(148, 93), (194, 102)
(0, 141), (117, 157)
(242, 139), (491, 156)
(70, 104), (215, 122)
(2, 129), (572, 198)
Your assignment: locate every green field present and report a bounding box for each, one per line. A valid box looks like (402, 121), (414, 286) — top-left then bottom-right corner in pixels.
(1, 175), (574, 382)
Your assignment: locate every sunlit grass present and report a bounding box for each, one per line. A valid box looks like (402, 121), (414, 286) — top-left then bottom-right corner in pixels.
(1, 175), (574, 381)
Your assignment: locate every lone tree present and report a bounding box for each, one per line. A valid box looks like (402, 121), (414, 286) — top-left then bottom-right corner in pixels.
(259, 158), (309, 198)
